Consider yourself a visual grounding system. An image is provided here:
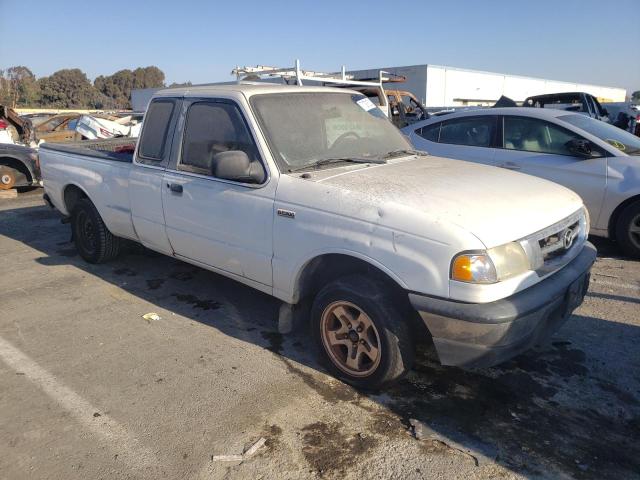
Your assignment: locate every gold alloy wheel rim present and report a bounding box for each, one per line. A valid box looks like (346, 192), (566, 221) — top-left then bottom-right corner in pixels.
(320, 301), (382, 377)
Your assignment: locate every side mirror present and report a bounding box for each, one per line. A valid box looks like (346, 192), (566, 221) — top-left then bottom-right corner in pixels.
(211, 150), (264, 183)
(566, 138), (593, 158)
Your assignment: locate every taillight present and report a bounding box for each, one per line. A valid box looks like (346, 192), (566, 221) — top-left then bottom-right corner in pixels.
(0, 120), (7, 130)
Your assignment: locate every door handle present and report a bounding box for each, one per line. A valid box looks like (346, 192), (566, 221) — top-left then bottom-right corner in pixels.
(498, 162), (521, 170)
(167, 182), (183, 194)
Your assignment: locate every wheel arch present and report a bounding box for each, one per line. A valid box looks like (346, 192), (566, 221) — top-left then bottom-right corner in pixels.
(63, 183), (90, 215)
(0, 156), (33, 185)
(292, 252), (408, 306)
(608, 194), (640, 240)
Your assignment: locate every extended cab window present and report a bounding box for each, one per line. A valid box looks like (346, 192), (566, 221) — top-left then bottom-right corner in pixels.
(138, 99), (175, 162)
(416, 122), (440, 142)
(438, 116), (496, 147)
(179, 101), (263, 182)
(504, 116), (587, 156)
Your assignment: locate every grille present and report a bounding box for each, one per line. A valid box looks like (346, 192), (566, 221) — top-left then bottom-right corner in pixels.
(538, 220), (581, 261)
(519, 209), (587, 276)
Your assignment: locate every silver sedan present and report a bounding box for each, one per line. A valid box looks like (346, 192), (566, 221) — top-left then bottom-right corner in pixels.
(403, 107), (640, 258)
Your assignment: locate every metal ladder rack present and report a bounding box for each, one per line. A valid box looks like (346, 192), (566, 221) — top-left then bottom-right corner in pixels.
(231, 59), (388, 88)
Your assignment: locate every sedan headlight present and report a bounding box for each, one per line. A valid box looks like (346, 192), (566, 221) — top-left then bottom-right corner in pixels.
(451, 242), (530, 284)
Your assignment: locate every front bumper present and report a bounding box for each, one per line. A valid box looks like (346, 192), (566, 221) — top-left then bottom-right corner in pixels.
(409, 242), (596, 368)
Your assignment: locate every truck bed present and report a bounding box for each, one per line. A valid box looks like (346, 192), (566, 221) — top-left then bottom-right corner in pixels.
(38, 137), (137, 163)
(39, 137), (138, 242)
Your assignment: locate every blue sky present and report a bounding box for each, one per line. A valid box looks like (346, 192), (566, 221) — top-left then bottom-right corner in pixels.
(1, 0), (639, 93)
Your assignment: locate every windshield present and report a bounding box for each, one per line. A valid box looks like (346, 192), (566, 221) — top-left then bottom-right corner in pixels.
(559, 114), (640, 155)
(250, 92), (412, 171)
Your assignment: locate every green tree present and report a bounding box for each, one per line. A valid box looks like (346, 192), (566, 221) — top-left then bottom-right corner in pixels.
(0, 66), (40, 107)
(95, 66), (165, 108)
(632, 91), (640, 102)
(38, 69), (102, 108)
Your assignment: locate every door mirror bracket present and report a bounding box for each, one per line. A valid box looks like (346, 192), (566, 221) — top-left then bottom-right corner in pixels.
(566, 138), (594, 158)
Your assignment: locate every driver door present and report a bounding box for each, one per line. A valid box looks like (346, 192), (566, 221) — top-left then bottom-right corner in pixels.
(161, 98), (276, 287)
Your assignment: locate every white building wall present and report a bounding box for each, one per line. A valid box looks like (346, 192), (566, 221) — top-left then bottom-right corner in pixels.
(351, 64), (626, 107)
(426, 65), (626, 106)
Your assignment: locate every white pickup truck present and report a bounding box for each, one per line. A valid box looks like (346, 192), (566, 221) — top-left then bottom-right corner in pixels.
(40, 84), (596, 389)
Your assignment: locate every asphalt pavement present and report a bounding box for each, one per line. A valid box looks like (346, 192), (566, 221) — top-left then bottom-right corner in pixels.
(1, 190), (638, 480)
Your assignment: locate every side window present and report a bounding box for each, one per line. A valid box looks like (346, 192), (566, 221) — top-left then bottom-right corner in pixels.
(592, 97), (607, 118)
(138, 99), (175, 162)
(179, 101), (263, 182)
(416, 122), (440, 142)
(504, 116), (584, 156)
(439, 116), (495, 147)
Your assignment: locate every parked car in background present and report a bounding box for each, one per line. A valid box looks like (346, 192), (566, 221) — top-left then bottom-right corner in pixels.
(523, 92), (610, 122)
(0, 142), (41, 190)
(602, 102), (639, 135)
(0, 105), (34, 145)
(403, 108), (640, 257)
(40, 84), (595, 389)
(34, 113), (83, 143)
(355, 87), (429, 128)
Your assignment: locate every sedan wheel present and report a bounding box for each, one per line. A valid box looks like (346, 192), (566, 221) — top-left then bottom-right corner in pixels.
(616, 201), (640, 259)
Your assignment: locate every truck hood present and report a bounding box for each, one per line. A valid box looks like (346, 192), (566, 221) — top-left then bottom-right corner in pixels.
(304, 156), (583, 248)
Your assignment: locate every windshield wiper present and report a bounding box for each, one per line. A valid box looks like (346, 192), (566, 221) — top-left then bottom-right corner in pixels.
(382, 149), (428, 159)
(289, 157), (386, 173)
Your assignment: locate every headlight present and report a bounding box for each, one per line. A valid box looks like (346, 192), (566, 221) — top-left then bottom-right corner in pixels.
(451, 253), (497, 283)
(451, 242), (530, 284)
(487, 242), (530, 281)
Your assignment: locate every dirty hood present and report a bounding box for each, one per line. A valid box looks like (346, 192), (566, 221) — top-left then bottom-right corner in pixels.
(309, 156), (583, 248)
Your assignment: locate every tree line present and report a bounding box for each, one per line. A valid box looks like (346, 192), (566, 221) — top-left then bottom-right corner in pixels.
(0, 66), (190, 110)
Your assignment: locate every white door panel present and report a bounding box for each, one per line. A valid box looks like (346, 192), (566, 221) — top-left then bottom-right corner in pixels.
(162, 172), (275, 286)
(493, 149), (607, 223)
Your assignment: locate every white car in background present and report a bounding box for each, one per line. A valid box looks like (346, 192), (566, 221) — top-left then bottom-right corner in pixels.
(403, 108), (640, 258)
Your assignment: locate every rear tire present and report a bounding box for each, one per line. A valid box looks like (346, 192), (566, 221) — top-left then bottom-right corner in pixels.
(311, 274), (415, 390)
(615, 201), (640, 259)
(71, 198), (121, 263)
(0, 167), (17, 190)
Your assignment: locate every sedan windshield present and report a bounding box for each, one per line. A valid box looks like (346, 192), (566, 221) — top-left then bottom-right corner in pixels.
(559, 114), (640, 155)
(250, 92), (413, 171)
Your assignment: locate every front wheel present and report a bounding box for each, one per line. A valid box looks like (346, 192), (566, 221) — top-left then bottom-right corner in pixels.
(311, 274), (415, 390)
(71, 198), (121, 263)
(615, 201), (640, 259)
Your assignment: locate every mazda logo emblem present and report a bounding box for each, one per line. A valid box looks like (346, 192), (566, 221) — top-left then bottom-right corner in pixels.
(562, 229), (575, 250)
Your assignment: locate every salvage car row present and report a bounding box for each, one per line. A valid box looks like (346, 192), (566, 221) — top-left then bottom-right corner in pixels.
(0, 106), (142, 190)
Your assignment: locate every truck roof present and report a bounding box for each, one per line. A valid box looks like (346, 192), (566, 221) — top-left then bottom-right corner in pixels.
(155, 82), (355, 98)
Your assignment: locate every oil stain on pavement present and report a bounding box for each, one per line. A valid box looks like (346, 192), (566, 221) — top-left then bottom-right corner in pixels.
(380, 343), (640, 479)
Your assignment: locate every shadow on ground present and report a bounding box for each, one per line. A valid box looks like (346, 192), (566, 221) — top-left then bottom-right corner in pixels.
(2, 202), (639, 479)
